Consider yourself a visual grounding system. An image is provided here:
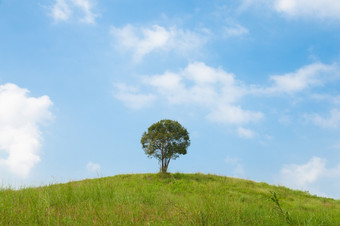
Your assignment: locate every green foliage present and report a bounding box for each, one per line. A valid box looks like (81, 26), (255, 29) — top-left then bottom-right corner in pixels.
(270, 191), (292, 225)
(1, 173), (340, 225)
(141, 119), (190, 173)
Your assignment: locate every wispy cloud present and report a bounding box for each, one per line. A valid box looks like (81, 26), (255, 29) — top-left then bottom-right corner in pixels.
(114, 83), (156, 110)
(311, 94), (340, 105)
(51, 0), (71, 22)
(225, 156), (245, 177)
(110, 25), (208, 62)
(263, 62), (336, 94)
(305, 109), (340, 128)
(268, 63), (335, 93)
(0, 83), (53, 178)
(274, 0), (340, 20)
(237, 127), (256, 138)
(51, 0), (98, 24)
(223, 24), (249, 38)
(86, 161), (101, 173)
(207, 106), (263, 125)
(242, 0), (340, 20)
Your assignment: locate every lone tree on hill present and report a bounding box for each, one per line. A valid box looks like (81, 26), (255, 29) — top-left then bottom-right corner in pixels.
(141, 119), (190, 173)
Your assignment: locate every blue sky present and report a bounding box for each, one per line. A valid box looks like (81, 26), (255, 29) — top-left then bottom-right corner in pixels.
(1, 0), (340, 198)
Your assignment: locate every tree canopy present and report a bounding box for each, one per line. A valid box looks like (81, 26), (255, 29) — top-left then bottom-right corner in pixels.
(141, 119), (190, 173)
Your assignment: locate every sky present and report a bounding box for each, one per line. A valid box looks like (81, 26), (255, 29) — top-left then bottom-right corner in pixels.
(0, 0), (340, 198)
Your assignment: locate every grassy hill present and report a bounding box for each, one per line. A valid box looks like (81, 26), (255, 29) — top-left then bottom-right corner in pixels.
(1, 173), (339, 225)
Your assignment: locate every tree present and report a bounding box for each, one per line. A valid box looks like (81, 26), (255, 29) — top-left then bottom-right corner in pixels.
(141, 119), (190, 173)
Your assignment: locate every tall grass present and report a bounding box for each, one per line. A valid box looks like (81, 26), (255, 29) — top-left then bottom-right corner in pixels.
(1, 173), (339, 225)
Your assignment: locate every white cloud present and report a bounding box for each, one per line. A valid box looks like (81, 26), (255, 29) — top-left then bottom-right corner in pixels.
(51, 0), (98, 24)
(257, 62), (336, 94)
(279, 157), (340, 197)
(223, 24), (249, 38)
(143, 62), (262, 125)
(280, 157), (326, 188)
(144, 62), (244, 106)
(110, 25), (207, 62)
(72, 0), (97, 24)
(115, 62), (263, 125)
(311, 94), (340, 105)
(207, 105), (263, 125)
(86, 161), (101, 173)
(116, 61), (339, 128)
(306, 109), (340, 128)
(51, 0), (71, 22)
(0, 83), (53, 178)
(274, 0), (340, 19)
(114, 83), (156, 110)
(237, 127), (256, 138)
(242, 0), (340, 20)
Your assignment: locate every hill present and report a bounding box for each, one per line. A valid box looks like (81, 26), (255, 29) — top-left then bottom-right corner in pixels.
(0, 173), (339, 225)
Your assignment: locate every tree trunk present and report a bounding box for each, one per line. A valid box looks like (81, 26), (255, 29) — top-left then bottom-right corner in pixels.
(160, 158), (170, 173)
(160, 146), (164, 173)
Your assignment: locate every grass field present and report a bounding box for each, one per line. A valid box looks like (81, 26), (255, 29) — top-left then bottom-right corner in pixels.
(1, 173), (340, 225)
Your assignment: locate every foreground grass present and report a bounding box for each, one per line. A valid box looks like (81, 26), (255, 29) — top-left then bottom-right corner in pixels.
(1, 173), (340, 225)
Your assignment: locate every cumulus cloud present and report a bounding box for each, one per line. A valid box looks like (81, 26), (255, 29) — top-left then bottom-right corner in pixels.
(242, 0), (340, 20)
(144, 62), (261, 125)
(86, 161), (101, 173)
(144, 62), (244, 106)
(0, 83), (53, 178)
(115, 62), (262, 125)
(305, 109), (340, 128)
(280, 157), (326, 188)
(115, 61), (338, 128)
(110, 25), (207, 62)
(279, 157), (340, 197)
(51, 0), (98, 24)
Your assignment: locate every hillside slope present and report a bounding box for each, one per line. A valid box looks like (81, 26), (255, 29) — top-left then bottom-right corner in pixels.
(1, 173), (339, 225)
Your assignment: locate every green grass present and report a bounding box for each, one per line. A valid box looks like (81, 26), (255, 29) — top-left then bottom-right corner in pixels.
(1, 173), (340, 225)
